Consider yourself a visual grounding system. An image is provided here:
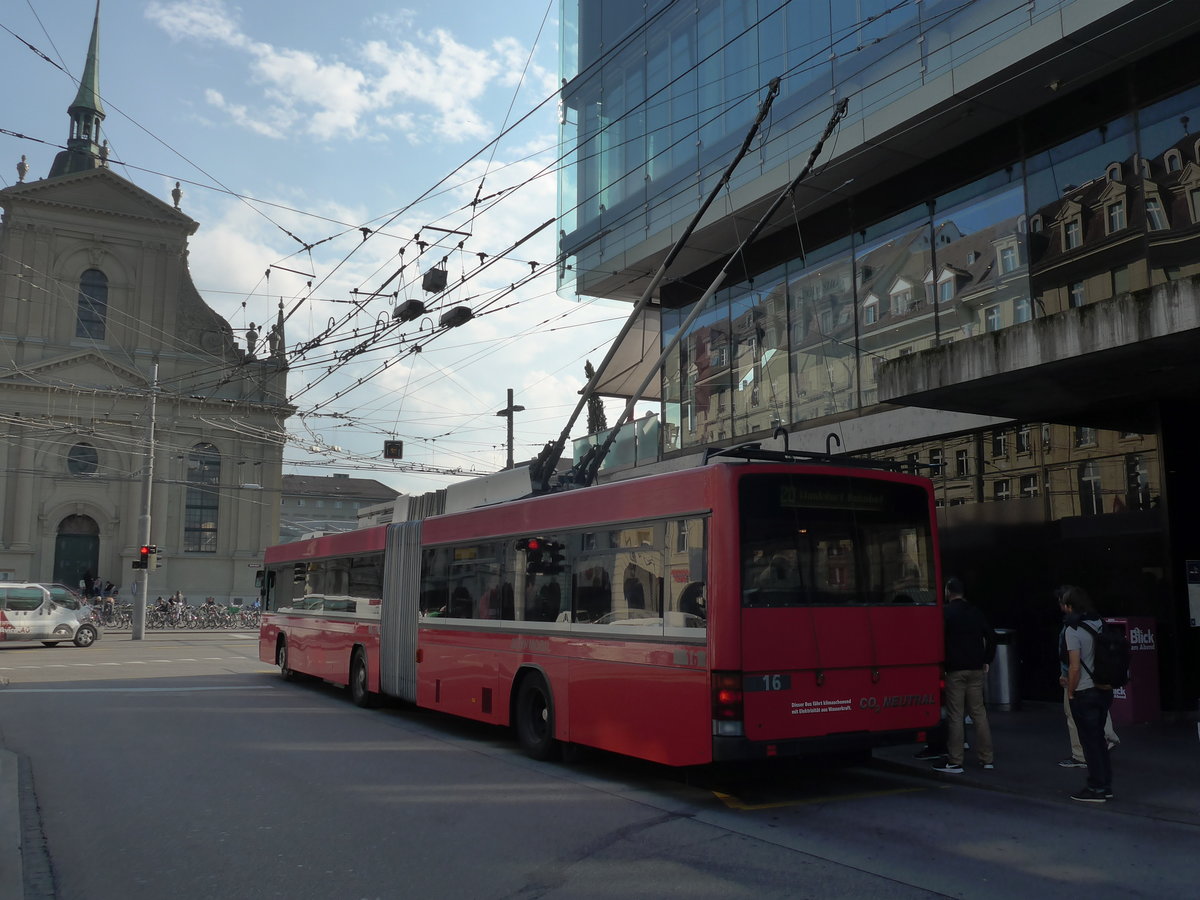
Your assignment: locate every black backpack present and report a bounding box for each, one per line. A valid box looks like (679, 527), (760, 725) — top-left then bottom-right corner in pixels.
(1076, 621), (1131, 688)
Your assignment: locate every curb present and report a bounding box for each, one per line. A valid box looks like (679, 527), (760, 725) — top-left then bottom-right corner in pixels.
(0, 749), (21, 900)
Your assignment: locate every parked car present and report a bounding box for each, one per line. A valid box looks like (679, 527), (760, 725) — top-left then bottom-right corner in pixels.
(0, 583), (100, 647)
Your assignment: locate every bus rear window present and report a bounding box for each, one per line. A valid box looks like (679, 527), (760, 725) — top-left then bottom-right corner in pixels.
(739, 474), (935, 607)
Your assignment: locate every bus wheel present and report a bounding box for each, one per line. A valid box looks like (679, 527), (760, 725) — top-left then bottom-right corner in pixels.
(277, 639), (295, 681)
(515, 674), (559, 761)
(350, 649), (373, 708)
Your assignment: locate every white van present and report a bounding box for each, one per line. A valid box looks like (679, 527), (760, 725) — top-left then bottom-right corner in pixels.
(0, 583), (101, 648)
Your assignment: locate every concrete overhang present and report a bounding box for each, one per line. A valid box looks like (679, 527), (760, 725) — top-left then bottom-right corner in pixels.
(879, 278), (1200, 434)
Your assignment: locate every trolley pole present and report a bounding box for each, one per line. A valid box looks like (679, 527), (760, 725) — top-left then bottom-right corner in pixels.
(131, 363), (157, 640)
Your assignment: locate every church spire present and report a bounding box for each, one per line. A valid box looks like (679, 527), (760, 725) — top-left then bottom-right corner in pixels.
(49, 1), (107, 178)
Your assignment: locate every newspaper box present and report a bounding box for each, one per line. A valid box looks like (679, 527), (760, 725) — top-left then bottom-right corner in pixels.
(1104, 616), (1159, 726)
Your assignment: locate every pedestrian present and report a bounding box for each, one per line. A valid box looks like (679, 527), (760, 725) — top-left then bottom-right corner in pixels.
(1056, 585), (1119, 769)
(1061, 585), (1115, 803)
(932, 576), (996, 774)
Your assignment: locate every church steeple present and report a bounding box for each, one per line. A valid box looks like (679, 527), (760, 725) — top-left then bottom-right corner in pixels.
(49, 1), (107, 178)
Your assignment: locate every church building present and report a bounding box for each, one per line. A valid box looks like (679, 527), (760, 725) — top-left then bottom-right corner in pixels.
(0, 4), (292, 602)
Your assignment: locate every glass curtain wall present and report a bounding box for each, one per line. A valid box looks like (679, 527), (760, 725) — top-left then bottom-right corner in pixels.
(1137, 84), (1200, 286)
(732, 264), (789, 436)
(787, 237), (856, 423)
(656, 78), (1200, 454)
(1025, 116), (1143, 315)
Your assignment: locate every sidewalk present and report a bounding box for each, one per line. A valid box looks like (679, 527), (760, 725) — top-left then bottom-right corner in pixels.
(874, 701), (1200, 824)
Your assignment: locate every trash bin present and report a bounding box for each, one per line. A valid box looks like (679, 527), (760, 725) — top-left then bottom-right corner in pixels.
(986, 628), (1020, 710)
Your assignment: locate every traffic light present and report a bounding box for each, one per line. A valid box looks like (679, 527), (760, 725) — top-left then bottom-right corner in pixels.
(543, 540), (565, 575)
(133, 545), (158, 570)
(517, 537), (544, 574)
(383, 440), (404, 459)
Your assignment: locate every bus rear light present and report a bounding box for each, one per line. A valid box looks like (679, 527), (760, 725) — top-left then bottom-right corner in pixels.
(712, 671), (744, 736)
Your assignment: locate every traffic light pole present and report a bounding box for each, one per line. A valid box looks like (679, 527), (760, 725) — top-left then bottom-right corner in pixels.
(131, 363), (157, 640)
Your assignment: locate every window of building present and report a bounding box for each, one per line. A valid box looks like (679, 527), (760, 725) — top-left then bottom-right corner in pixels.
(985, 306), (1001, 332)
(1030, 216), (1043, 233)
(1017, 426), (1032, 454)
(1106, 163), (1122, 182)
(1042, 424), (1053, 449)
(1106, 200), (1126, 233)
(76, 269), (108, 340)
(1075, 426), (1097, 447)
(993, 480), (1011, 501)
(1069, 282), (1086, 308)
(1112, 265), (1130, 295)
(891, 285), (912, 314)
(863, 300), (878, 325)
(67, 443), (98, 476)
(184, 443), (220, 553)
(998, 244), (1018, 274)
(1146, 197), (1169, 231)
(938, 279), (954, 303)
(949, 497), (967, 507)
(956, 449), (970, 477)
(1064, 218), (1082, 250)
(1165, 149), (1183, 172)
(1020, 474), (1039, 498)
(1078, 460), (1103, 516)
(1191, 188), (1200, 224)
(1014, 297), (1032, 323)
(991, 432), (1007, 457)
(906, 452), (920, 475)
(929, 448), (944, 476)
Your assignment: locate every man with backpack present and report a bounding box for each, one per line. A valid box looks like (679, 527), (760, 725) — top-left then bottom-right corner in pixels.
(1056, 586), (1119, 769)
(1062, 585), (1120, 803)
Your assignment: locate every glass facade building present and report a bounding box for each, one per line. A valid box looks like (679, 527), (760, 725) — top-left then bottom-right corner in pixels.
(558, 0), (1200, 709)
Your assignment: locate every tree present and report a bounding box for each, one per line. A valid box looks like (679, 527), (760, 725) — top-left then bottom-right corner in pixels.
(584, 361), (608, 435)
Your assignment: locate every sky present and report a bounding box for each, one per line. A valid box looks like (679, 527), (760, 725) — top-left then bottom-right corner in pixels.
(1, 0), (652, 496)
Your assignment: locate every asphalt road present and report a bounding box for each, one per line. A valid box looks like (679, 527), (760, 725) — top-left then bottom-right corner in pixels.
(2, 633), (1197, 899)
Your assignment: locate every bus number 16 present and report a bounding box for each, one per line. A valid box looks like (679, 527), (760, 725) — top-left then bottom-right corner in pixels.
(757, 674), (791, 691)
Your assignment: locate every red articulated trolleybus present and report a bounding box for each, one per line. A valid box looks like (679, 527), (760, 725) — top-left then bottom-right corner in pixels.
(259, 450), (943, 766)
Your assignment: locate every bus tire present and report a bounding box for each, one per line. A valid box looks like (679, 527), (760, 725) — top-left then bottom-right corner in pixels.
(350, 648), (373, 708)
(515, 673), (559, 761)
(277, 638), (296, 681)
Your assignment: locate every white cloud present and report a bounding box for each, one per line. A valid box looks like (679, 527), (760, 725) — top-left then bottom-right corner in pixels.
(146, 1), (548, 145)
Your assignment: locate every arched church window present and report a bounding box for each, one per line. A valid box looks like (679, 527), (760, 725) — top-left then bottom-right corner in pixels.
(184, 442), (220, 553)
(76, 269), (108, 339)
(67, 443), (99, 476)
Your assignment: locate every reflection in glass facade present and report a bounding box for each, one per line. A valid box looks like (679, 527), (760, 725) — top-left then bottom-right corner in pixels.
(644, 79), (1200, 451)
